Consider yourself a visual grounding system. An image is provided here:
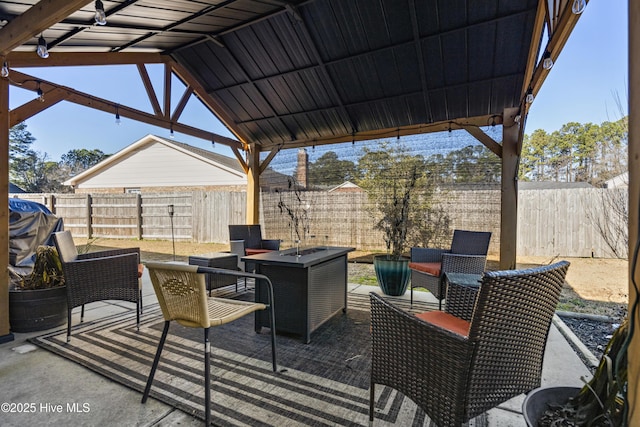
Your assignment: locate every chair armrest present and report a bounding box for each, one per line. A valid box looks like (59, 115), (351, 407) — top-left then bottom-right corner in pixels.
(441, 254), (486, 274)
(78, 247), (140, 261)
(261, 239), (280, 250)
(196, 266), (276, 310)
(410, 247), (449, 263)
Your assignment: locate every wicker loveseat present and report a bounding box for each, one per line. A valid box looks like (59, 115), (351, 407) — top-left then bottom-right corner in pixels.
(228, 224), (280, 272)
(369, 261), (570, 426)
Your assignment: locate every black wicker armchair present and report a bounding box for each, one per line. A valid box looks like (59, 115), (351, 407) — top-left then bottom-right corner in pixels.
(370, 261), (570, 427)
(53, 231), (142, 342)
(409, 229), (491, 308)
(228, 224), (280, 272)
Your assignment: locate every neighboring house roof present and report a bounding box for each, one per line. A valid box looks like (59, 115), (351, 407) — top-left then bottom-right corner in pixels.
(64, 134), (246, 189)
(604, 172), (628, 188)
(328, 181), (363, 193)
(9, 183), (26, 193)
(518, 181), (593, 190)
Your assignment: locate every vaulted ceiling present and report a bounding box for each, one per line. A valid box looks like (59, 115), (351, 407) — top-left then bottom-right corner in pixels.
(0, 0), (585, 153)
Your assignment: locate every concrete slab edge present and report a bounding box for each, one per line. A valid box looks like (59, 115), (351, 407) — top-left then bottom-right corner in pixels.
(552, 314), (600, 369)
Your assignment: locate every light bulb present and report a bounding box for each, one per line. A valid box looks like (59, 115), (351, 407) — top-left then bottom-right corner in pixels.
(526, 89), (534, 104)
(1, 61), (8, 78)
(542, 51), (553, 70)
(115, 112), (121, 125)
(170, 124), (174, 138)
(37, 35), (49, 59)
(94, 0), (107, 25)
(37, 86), (45, 102)
(514, 115), (521, 124)
(572, 0), (586, 14)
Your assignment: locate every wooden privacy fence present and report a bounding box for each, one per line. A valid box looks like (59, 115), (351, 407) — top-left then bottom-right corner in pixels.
(11, 188), (628, 258)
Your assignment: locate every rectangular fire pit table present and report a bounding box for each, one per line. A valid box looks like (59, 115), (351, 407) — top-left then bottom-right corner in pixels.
(188, 252), (241, 295)
(242, 246), (354, 343)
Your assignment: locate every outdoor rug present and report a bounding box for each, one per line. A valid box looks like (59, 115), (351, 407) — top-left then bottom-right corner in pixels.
(30, 288), (487, 426)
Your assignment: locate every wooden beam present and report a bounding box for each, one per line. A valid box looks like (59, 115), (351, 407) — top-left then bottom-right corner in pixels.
(521, 0), (547, 100)
(256, 114), (503, 151)
(9, 87), (68, 126)
(260, 147), (280, 174)
(500, 107), (521, 270)
(163, 63), (172, 120)
(5, 52), (167, 68)
(170, 61), (250, 148)
(0, 0), (92, 56)
(461, 125), (502, 158)
(627, 0), (639, 421)
(529, 1), (585, 97)
(230, 146), (248, 174)
(8, 70), (243, 150)
(136, 64), (162, 117)
(246, 144), (260, 224)
(0, 76), (12, 343)
(171, 86), (193, 123)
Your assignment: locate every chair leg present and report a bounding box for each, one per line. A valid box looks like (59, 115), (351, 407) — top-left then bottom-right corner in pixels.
(410, 284), (414, 308)
(136, 301), (140, 332)
(204, 328), (211, 426)
(369, 382), (375, 422)
(80, 304), (85, 322)
(142, 321), (170, 404)
(139, 288), (143, 315)
(268, 306), (278, 372)
(66, 307), (72, 343)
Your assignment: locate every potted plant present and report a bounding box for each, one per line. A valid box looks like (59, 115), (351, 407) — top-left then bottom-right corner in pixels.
(9, 245), (67, 332)
(359, 142), (421, 296)
(523, 317), (628, 426)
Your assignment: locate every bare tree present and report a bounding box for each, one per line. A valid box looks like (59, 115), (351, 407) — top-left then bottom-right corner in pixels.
(584, 186), (628, 259)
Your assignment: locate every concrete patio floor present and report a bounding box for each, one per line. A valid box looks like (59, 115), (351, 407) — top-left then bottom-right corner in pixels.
(0, 270), (593, 426)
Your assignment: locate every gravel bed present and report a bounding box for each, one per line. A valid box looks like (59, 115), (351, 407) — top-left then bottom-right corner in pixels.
(558, 315), (623, 366)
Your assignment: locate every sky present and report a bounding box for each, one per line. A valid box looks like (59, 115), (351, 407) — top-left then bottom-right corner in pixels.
(8, 0), (628, 163)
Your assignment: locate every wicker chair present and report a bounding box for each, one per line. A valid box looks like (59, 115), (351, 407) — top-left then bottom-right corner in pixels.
(141, 262), (277, 426)
(229, 224), (280, 272)
(409, 229), (491, 309)
(53, 230), (142, 342)
(370, 261), (570, 427)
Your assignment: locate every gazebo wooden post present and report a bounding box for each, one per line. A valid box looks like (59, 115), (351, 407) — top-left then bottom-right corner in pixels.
(499, 107), (521, 270)
(628, 0), (639, 418)
(246, 143), (260, 225)
(0, 76), (13, 343)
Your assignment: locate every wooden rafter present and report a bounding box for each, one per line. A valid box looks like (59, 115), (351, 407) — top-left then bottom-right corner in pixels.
(10, 87), (68, 126)
(5, 52), (168, 68)
(461, 125), (502, 158)
(0, 0), (91, 56)
(8, 70), (243, 151)
(170, 61), (250, 149)
(256, 114), (503, 151)
(137, 64), (163, 117)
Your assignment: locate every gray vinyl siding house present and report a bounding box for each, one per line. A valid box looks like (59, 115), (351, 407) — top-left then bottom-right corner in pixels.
(65, 134), (248, 193)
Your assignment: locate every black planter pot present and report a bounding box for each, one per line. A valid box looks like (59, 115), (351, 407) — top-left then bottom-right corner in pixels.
(9, 286), (67, 333)
(522, 386), (581, 427)
(373, 255), (410, 296)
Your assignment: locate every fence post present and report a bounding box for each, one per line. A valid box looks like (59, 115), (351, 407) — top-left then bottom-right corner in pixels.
(50, 194), (56, 214)
(136, 193), (143, 240)
(86, 194), (93, 239)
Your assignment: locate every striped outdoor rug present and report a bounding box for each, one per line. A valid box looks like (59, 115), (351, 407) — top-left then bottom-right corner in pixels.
(30, 287), (487, 426)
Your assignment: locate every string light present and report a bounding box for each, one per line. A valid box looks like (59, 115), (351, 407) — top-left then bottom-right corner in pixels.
(542, 51), (553, 70)
(525, 88), (534, 104)
(170, 123), (174, 138)
(1, 60), (8, 78)
(115, 105), (121, 125)
(36, 35), (49, 58)
(572, 0), (586, 14)
(36, 81), (45, 102)
(94, 0), (107, 25)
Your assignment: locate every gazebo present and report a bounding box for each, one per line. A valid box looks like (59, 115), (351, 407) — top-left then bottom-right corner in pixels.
(1, 0), (638, 418)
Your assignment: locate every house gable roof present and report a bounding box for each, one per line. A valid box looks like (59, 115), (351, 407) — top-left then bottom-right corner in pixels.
(64, 134), (245, 187)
